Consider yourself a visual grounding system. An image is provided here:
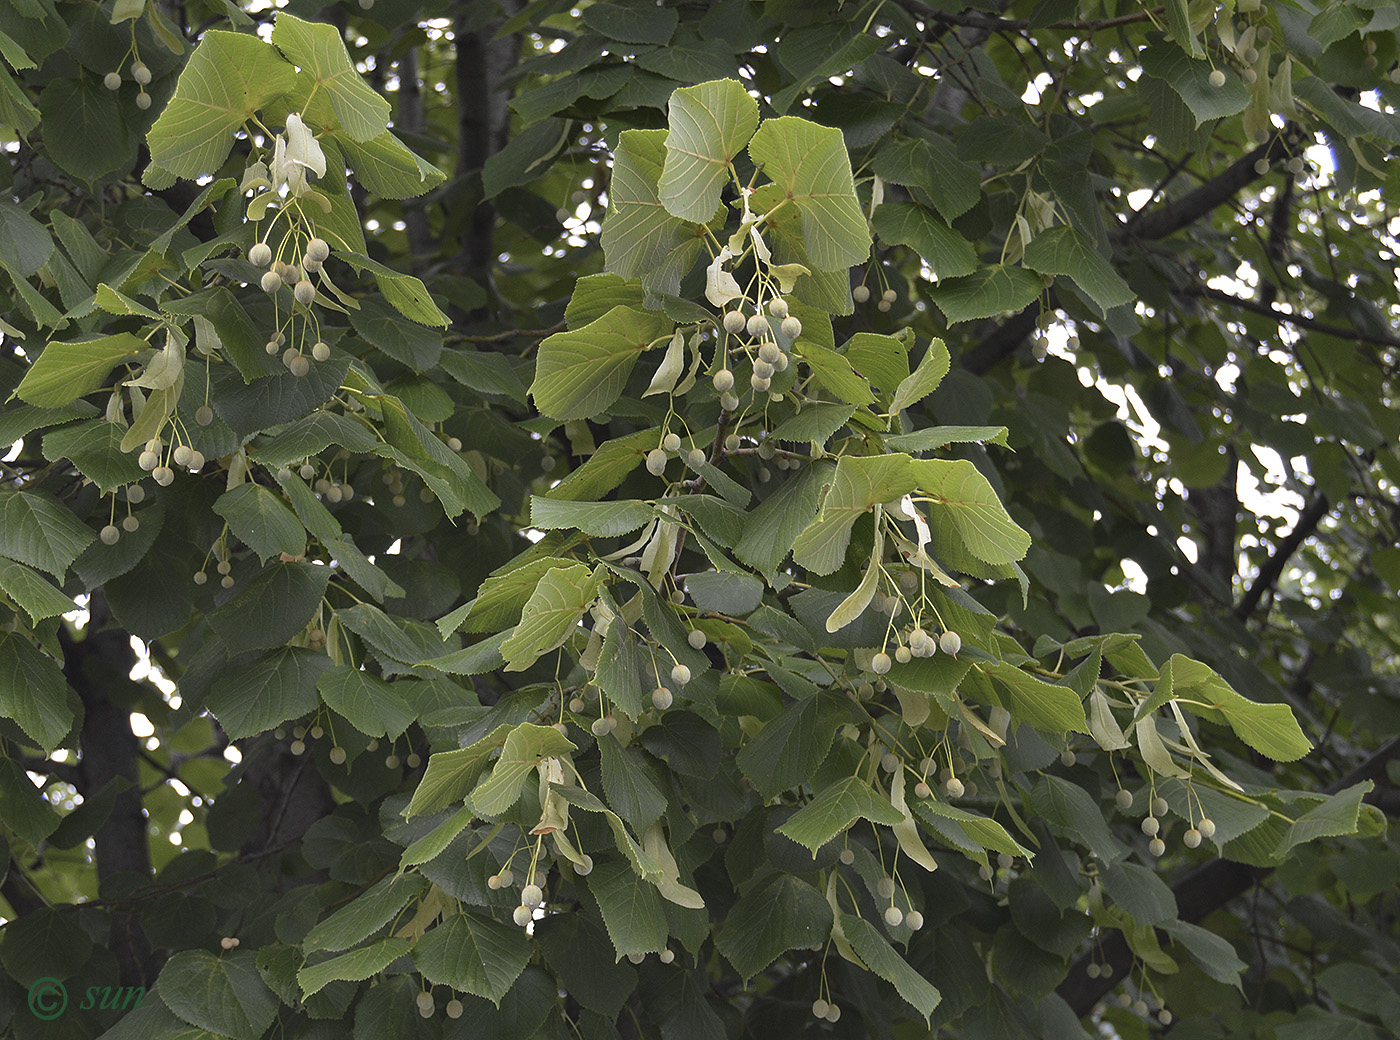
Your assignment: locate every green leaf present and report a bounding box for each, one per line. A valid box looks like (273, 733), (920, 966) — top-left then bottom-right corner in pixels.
(0, 905), (93, 986)
(715, 873), (832, 980)
(582, 1), (678, 44)
(37, 78), (131, 182)
(1308, 4), (1367, 50)
(530, 496), (654, 538)
(600, 129), (706, 299)
(766, 403), (857, 445)
(482, 117), (571, 199)
(797, 344), (877, 408)
(0, 757), (60, 846)
(872, 202), (977, 280)
(1032, 775), (1125, 863)
(595, 607), (650, 722)
(1101, 860), (1177, 926)
(530, 304), (673, 420)
(413, 911), (533, 1006)
(318, 665), (417, 739)
(734, 463), (832, 574)
(207, 561), (330, 653)
(0, 488), (97, 577)
(1023, 226), (1134, 316)
(536, 915), (638, 1017)
(146, 29), (298, 179)
(0, 198), (51, 278)
(0, 67), (40, 136)
(1272, 782), (1372, 858)
(336, 128), (446, 198)
(551, 785), (663, 880)
(159, 949), (279, 1040)
(297, 937), (412, 998)
(885, 425), (1010, 452)
(735, 693), (852, 800)
(337, 602), (443, 664)
(599, 736), (668, 834)
(889, 338), (951, 415)
(841, 913), (941, 1021)
(842, 332), (909, 394)
(272, 14), (390, 142)
(792, 455), (914, 575)
(15, 333), (144, 407)
(926, 264), (1042, 325)
(500, 562), (599, 671)
(983, 662), (1088, 734)
(1160, 920), (1246, 989)
(871, 136), (981, 223)
(915, 799), (1032, 860)
(0, 632), (75, 753)
(205, 647), (333, 740)
(405, 724), (511, 816)
(304, 873), (427, 953)
(684, 570), (764, 616)
(0, 556), (75, 625)
(1161, 0), (1204, 57)
(777, 776), (903, 853)
(659, 79), (759, 222)
(564, 273), (647, 329)
(910, 458), (1030, 566)
(348, 296), (443, 372)
(771, 25), (882, 115)
(588, 859), (670, 960)
(341, 252), (451, 327)
(213, 482), (307, 563)
(452, 556), (577, 634)
(470, 723), (577, 816)
(1166, 655), (1312, 761)
(398, 805), (474, 868)
(747, 116), (870, 270)
(40, 419), (145, 495)
(326, 534), (406, 604)
(1139, 43), (1249, 126)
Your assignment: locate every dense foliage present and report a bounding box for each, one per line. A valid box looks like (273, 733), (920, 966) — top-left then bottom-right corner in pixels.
(1, 1), (1398, 1039)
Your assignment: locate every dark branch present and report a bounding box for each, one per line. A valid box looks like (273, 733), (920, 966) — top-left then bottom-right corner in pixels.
(890, 0), (1160, 32)
(1124, 137), (1293, 241)
(1178, 285), (1400, 350)
(1234, 494), (1332, 620)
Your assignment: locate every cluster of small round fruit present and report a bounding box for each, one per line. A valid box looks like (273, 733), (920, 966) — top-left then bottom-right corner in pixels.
(414, 990), (463, 1020)
(714, 297), (797, 405)
(1108, 988), (1173, 1026)
(99, 485), (148, 546)
(626, 948), (677, 965)
(1115, 789), (1215, 856)
(217, 936), (240, 951)
(867, 870), (922, 925)
(247, 238), (331, 374)
(646, 431), (706, 476)
(103, 60), (153, 109)
(276, 461), (355, 503)
(574, 660), (690, 733)
(193, 542), (237, 588)
(381, 465), (417, 508)
(852, 284), (899, 312)
(867, 628), (961, 675)
(137, 435), (205, 487)
(810, 998), (843, 1023)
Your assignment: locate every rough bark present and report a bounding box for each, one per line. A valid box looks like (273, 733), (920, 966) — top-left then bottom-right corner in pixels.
(60, 595), (159, 988)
